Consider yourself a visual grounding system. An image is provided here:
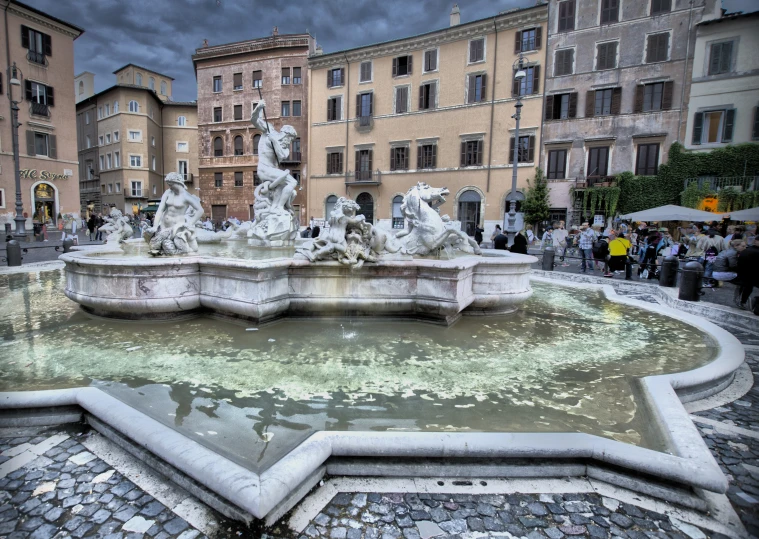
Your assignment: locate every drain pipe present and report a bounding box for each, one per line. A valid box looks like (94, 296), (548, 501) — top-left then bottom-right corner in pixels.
(485, 19), (498, 194)
(344, 52), (350, 197)
(3, 1), (12, 98)
(678, 0), (695, 144)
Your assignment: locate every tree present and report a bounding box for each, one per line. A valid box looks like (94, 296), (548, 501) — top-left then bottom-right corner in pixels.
(522, 168), (550, 227)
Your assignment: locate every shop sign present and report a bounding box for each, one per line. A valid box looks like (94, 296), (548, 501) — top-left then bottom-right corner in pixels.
(19, 169), (71, 181)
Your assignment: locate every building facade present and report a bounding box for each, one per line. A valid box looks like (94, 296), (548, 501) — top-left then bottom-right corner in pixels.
(193, 32), (314, 224)
(0, 1), (83, 230)
(684, 11), (759, 150)
(75, 74), (198, 217)
(307, 5), (547, 238)
(541, 0), (720, 225)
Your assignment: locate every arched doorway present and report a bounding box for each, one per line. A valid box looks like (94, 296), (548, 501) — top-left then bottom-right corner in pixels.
(458, 189), (481, 237)
(31, 182), (58, 225)
(504, 191), (525, 232)
(391, 195), (404, 229)
(325, 195), (337, 220)
(356, 192), (374, 224)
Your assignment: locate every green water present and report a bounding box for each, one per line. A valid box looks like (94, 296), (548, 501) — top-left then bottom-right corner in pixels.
(0, 270), (717, 472)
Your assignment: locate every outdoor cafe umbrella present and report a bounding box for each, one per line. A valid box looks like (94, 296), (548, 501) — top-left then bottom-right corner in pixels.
(728, 206), (759, 222)
(619, 205), (725, 222)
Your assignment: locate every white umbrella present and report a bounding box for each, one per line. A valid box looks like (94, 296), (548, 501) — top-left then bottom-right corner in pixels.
(619, 205), (725, 222)
(728, 206), (759, 221)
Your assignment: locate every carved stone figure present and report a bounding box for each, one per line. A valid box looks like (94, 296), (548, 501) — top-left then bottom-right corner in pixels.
(247, 100), (299, 246)
(195, 222), (238, 243)
(142, 172), (203, 256)
(396, 182), (481, 256)
(99, 208), (133, 244)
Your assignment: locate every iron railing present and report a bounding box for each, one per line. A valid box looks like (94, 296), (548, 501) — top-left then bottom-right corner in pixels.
(356, 115), (373, 129)
(347, 169), (382, 185)
(30, 102), (49, 117)
(684, 176), (758, 192)
(27, 50), (47, 65)
(574, 175), (616, 189)
(282, 151), (301, 163)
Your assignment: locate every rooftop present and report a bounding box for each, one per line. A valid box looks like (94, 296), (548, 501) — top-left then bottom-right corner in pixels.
(75, 84), (194, 108)
(192, 33), (313, 65)
(11, 0), (84, 37)
(697, 10), (759, 26)
(112, 63), (176, 80)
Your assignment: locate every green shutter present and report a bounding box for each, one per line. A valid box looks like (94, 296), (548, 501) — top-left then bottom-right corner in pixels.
(722, 109), (735, 142)
(692, 112), (703, 145)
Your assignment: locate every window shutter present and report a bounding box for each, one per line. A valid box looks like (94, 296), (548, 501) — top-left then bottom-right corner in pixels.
(390, 148), (396, 171)
(544, 94), (554, 120)
(514, 31), (522, 54)
(21, 25), (29, 48)
(610, 87), (621, 115)
(429, 82), (436, 109)
(709, 44), (721, 75)
(692, 112), (703, 144)
(481, 74), (487, 101)
(368, 150), (373, 172)
(634, 85), (645, 113)
(535, 27), (542, 49)
(597, 44), (607, 70)
(659, 34), (669, 61)
(460, 141), (466, 166)
(568, 92), (578, 117)
(723, 109), (735, 142)
(46, 85), (54, 107)
(470, 75), (477, 103)
(476, 140), (482, 165)
(753, 107), (759, 140)
(566, 49), (574, 74)
(356, 94), (361, 117)
(528, 136), (535, 162)
(646, 36), (655, 63)
(25, 80), (32, 101)
(340, 68), (345, 85)
(369, 92), (373, 115)
(355, 150), (360, 176)
(336, 97), (342, 120)
(661, 81), (674, 110)
(42, 33), (52, 56)
(48, 135), (57, 159)
(404, 148), (409, 169)
(417, 147), (422, 169)
(407, 55), (412, 74)
(327, 99), (333, 121)
(720, 42), (732, 73)
(26, 130), (35, 156)
(392, 58), (398, 77)
(532, 66), (540, 94)
(585, 90), (595, 117)
(419, 85), (424, 109)
(327, 69), (333, 87)
(509, 137), (515, 163)
(432, 144), (437, 168)
(338, 153), (343, 174)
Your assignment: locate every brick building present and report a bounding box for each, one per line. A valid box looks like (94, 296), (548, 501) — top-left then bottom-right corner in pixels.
(192, 31), (314, 224)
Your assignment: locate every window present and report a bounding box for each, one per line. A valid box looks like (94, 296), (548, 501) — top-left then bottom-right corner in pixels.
(105, 103), (110, 116)
(214, 172), (223, 187)
(636, 143), (660, 175)
(355, 150), (373, 181)
(21, 25), (51, 64)
(107, 183), (113, 194)
(424, 49), (437, 72)
(293, 100), (302, 117)
(233, 73), (243, 90)
(131, 181), (142, 197)
(234, 104), (243, 120)
(130, 155), (142, 168)
(177, 141), (189, 152)
(587, 147), (610, 177)
(254, 174), (262, 186)
(86, 135), (91, 149)
(115, 182), (121, 193)
(281, 101), (290, 117)
(513, 66), (540, 96)
(85, 111), (90, 124)
(395, 86), (409, 114)
(234, 136), (243, 156)
(113, 101), (118, 113)
(393, 55), (413, 77)
(86, 162), (93, 179)
(149, 77), (155, 90)
(31, 132), (51, 156)
(646, 33), (669, 63)
(327, 68), (344, 87)
(151, 155), (156, 170)
(390, 146), (409, 171)
(290, 138), (301, 160)
(600, 0), (619, 24)
(114, 131), (119, 142)
(149, 106), (154, 120)
(106, 154), (112, 169)
(555, 49), (574, 76)
(692, 109), (735, 144)
(327, 97), (342, 121)
(357, 92), (373, 117)
(469, 39), (485, 63)
(161, 81), (167, 95)
(151, 136), (156, 147)
(594, 89), (613, 116)
(79, 81), (84, 95)
(129, 100), (139, 113)
(253, 71), (262, 88)
(643, 82), (663, 111)
(596, 42), (618, 70)
(418, 144), (437, 169)
(178, 115), (187, 126)
(99, 155), (104, 170)
(392, 195), (405, 229)
(98, 107), (102, 119)
(651, 0), (671, 15)
(634, 81), (673, 112)
(516, 28), (541, 53)
(213, 76), (222, 92)
(253, 134), (261, 154)
(419, 82), (436, 110)
(545, 93), (577, 120)
(509, 135), (535, 163)
(709, 42), (733, 75)
(325, 195), (338, 218)
(99, 135), (104, 146)
(136, 73), (143, 86)
(128, 130), (141, 141)
(468, 74), (487, 103)
(547, 149), (568, 179)
(26, 81), (53, 115)
(105, 133), (111, 144)
(178, 160), (189, 180)
(293, 67), (302, 84)
(327, 152), (343, 174)
(558, 0), (575, 32)
(214, 137), (224, 156)
(214, 107), (222, 122)
(360, 61), (372, 82)
(281, 68), (290, 85)
(114, 152), (120, 167)
(235, 171), (244, 187)
(460, 139), (483, 167)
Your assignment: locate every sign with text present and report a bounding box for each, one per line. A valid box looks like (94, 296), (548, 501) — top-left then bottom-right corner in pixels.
(20, 169), (70, 181)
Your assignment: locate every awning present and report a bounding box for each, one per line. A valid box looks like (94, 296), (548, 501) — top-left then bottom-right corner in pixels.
(140, 204), (159, 213)
(619, 205), (726, 222)
(728, 206), (759, 221)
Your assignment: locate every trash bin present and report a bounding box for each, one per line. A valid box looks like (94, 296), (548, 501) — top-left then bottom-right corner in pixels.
(659, 256), (679, 288)
(541, 247), (555, 271)
(5, 240), (22, 266)
(678, 261), (703, 301)
(62, 239), (74, 253)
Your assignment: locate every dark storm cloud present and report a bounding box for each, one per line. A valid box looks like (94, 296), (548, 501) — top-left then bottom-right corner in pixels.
(22, 0), (759, 102)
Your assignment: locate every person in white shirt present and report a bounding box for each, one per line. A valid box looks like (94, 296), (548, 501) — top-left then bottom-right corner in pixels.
(203, 217), (214, 231)
(552, 220), (569, 266)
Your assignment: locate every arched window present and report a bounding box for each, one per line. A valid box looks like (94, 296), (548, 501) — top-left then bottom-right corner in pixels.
(458, 190), (481, 237)
(356, 192), (374, 224)
(113, 101), (119, 113)
(325, 195), (337, 219)
(149, 77), (155, 90)
(234, 135), (244, 156)
(78, 81), (84, 95)
(177, 116), (186, 126)
(213, 136), (224, 157)
(135, 73), (143, 86)
(128, 100), (139, 113)
(160, 81), (167, 95)
(392, 195), (404, 229)
(253, 134), (261, 155)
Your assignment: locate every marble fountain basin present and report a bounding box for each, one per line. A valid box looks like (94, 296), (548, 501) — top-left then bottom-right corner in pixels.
(59, 241), (536, 324)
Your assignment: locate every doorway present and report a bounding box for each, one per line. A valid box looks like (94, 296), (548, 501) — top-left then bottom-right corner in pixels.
(458, 190), (481, 237)
(33, 183), (56, 224)
(356, 192), (374, 224)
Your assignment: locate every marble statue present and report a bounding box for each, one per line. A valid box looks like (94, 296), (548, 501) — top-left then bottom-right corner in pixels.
(195, 222), (238, 243)
(247, 100), (299, 246)
(143, 172), (203, 256)
(396, 182), (481, 256)
(99, 208), (133, 244)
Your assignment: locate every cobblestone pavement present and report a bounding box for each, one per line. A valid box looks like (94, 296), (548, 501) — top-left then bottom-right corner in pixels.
(1, 231), (112, 265)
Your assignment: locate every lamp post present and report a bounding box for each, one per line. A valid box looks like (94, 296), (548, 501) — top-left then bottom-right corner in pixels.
(7, 63), (27, 240)
(507, 53), (526, 246)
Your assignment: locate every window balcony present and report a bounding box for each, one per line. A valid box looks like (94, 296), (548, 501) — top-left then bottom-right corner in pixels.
(355, 115), (373, 132)
(281, 151), (301, 164)
(27, 50), (48, 66)
(574, 176), (616, 189)
(30, 102), (49, 117)
(346, 169), (381, 185)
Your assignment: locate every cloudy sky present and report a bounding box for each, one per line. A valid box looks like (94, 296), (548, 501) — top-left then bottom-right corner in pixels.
(26, 0), (759, 102)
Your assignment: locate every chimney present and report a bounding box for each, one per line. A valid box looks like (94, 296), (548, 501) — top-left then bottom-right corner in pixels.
(314, 45), (324, 56)
(450, 4), (460, 26)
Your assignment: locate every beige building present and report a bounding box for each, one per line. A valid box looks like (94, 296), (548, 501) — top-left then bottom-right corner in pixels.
(307, 5), (547, 237)
(0, 0), (83, 231)
(75, 70), (197, 217)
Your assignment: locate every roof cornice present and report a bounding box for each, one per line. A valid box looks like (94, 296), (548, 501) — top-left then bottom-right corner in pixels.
(8, 3), (82, 40)
(309, 7), (547, 70)
(192, 34), (313, 63)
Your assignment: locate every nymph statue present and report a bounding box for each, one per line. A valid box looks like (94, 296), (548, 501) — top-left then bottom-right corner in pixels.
(247, 100), (299, 246)
(143, 172), (203, 256)
(99, 208), (133, 244)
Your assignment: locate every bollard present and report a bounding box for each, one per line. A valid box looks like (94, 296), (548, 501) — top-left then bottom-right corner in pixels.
(5, 240), (22, 266)
(541, 247), (555, 271)
(678, 261), (703, 301)
(62, 239), (74, 253)
(659, 256), (679, 288)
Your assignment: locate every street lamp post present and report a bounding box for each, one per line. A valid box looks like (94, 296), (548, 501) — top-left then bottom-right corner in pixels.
(507, 53), (526, 246)
(8, 63), (27, 240)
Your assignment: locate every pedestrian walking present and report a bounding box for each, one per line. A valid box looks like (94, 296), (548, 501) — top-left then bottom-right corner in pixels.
(552, 221), (569, 266)
(95, 214), (103, 241)
(577, 222), (595, 273)
(525, 224), (535, 246)
(607, 232), (632, 280)
(592, 231), (610, 274)
(510, 230), (528, 254)
(490, 225), (502, 248)
(87, 215), (96, 241)
(474, 225), (484, 246)
(540, 227), (553, 250)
